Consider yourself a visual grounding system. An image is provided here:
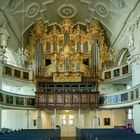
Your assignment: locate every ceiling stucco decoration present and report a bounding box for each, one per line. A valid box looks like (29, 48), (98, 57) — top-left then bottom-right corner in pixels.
(118, 0), (126, 9)
(26, 3), (40, 18)
(57, 4), (77, 18)
(8, 0), (24, 11)
(1, 0), (137, 51)
(8, 0), (17, 9)
(95, 3), (108, 18)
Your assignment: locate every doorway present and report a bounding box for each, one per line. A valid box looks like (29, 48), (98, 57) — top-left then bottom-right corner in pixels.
(60, 114), (76, 137)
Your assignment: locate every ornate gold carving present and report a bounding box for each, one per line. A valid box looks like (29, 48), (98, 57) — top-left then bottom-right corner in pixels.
(27, 20), (47, 63)
(27, 18), (114, 81)
(53, 72), (82, 82)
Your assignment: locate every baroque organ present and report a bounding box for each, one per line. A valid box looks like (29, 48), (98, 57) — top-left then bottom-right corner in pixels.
(27, 18), (113, 109)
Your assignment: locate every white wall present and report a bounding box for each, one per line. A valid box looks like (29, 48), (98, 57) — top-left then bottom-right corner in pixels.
(2, 110), (27, 129)
(133, 104), (140, 133)
(2, 84), (35, 96)
(99, 84), (114, 94)
(113, 84), (127, 92)
(1, 109), (127, 132)
(2, 110), (38, 130)
(128, 12), (140, 87)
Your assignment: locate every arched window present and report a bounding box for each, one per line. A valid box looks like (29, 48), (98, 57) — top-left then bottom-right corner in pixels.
(4, 48), (17, 66)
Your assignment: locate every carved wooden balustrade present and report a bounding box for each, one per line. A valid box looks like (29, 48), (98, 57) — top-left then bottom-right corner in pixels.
(35, 79), (99, 109)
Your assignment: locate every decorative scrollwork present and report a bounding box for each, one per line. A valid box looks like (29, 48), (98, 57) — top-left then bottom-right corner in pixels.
(57, 4), (77, 18)
(118, 0), (126, 9)
(26, 3), (40, 18)
(8, 0), (17, 9)
(95, 3), (108, 17)
(27, 18), (114, 81)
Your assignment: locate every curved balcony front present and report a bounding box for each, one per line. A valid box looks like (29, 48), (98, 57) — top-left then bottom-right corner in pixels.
(99, 84), (140, 108)
(0, 89), (35, 109)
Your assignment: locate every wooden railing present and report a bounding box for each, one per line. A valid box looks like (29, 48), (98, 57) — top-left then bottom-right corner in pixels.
(35, 91), (99, 109)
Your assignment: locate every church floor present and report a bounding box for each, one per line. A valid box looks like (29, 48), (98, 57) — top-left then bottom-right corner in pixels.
(61, 137), (76, 140)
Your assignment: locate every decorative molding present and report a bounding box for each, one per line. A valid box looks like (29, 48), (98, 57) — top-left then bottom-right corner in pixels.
(57, 4), (77, 18)
(80, 0), (92, 5)
(127, 16), (140, 52)
(126, 16), (140, 65)
(126, 25), (135, 53)
(8, 0), (24, 11)
(26, 3), (40, 18)
(118, 0), (126, 9)
(127, 53), (140, 65)
(12, 2), (47, 19)
(8, 0), (17, 9)
(95, 3), (108, 18)
(42, 0), (55, 5)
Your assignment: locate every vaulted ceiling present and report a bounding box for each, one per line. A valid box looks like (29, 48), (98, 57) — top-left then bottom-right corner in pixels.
(0, 0), (139, 49)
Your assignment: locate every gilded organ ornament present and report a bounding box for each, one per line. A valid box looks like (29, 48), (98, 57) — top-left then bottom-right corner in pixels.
(27, 18), (114, 82)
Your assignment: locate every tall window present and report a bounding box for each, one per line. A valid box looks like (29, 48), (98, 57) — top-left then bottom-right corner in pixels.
(128, 109), (133, 119)
(69, 115), (74, 125)
(61, 115), (66, 126)
(4, 48), (17, 66)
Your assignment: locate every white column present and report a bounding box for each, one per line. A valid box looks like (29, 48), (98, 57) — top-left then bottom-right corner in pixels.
(54, 108), (56, 128)
(0, 108), (2, 132)
(27, 110), (29, 129)
(37, 110), (42, 129)
(132, 62), (140, 87)
(133, 104), (140, 133)
(84, 111), (88, 128)
(0, 59), (2, 89)
(77, 108), (81, 128)
(0, 26), (9, 89)
(93, 110), (98, 128)
(0, 48), (5, 90)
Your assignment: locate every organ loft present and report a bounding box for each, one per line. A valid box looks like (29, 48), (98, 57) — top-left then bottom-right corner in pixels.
(26, 18), (114, 109)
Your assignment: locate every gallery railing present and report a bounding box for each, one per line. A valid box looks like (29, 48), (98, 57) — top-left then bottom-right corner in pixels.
(102, 64), (131, 81)
(3, 64), (32, 80)
(3, 64), (131, 81)
(0, 89), (35, 108)
(1, 84), (140, 109)
(35, 81), (99, 109)
(99, 84), (140, 108)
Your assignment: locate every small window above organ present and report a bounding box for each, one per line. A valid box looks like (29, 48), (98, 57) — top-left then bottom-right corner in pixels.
(83, 59), (89, 66)
(45, 59), (51, 66)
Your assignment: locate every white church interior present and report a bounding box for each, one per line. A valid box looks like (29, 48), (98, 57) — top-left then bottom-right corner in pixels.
(0, 0), (140, 139)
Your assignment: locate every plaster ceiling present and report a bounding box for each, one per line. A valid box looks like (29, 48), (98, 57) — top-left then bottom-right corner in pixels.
(0, 0), (139, 49)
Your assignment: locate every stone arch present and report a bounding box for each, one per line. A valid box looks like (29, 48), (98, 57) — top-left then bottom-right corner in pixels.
(117, 48), (130, 66)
